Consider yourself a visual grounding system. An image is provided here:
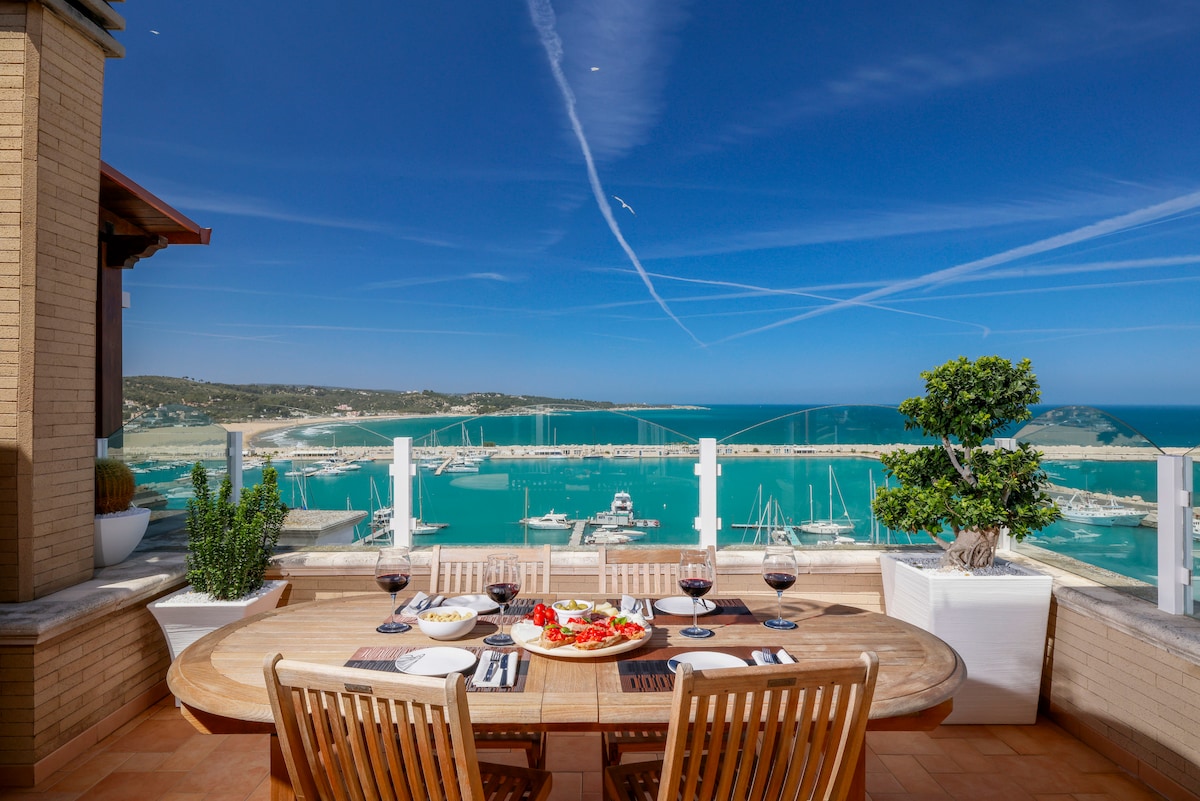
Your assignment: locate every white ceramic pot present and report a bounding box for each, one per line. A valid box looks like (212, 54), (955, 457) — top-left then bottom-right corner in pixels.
(94, 507), (151, 567)
(148, 580), (289, 661)
(879, 553), (1053, 724)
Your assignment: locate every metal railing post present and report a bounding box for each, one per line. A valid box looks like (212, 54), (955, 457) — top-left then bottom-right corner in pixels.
(390, 437), (415, 547)
(695, 438), (721, 547)
(1157, 454), (1193, 615)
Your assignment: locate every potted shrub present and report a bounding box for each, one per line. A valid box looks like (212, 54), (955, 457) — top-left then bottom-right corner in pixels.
(149, 459), (289, 661)
(94, 457), (151, 567)
(872, 355), (1060, 724)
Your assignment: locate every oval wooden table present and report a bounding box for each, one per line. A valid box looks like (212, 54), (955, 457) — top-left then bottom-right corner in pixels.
(168, 593), (965, 801)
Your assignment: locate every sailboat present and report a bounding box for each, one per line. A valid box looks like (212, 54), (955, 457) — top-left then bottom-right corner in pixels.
(734, 486), (798, 546)
(799, 465), (856, 540)
(412, 469), (448, 536)
(368, 472), (448, 539)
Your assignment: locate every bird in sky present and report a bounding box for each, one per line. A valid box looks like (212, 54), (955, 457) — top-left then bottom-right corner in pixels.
(613, 196), (635, 215)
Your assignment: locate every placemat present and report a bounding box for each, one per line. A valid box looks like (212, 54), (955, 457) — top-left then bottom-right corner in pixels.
(616, 645), (785, 693)
(346, 646), (529, 693)
(648, 597), (758, 626)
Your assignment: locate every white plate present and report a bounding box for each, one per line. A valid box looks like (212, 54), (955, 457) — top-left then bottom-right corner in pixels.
(396, 647), (478, 677)
(667, 651), (748, 673)
(654, 597), (717, 616)
(511, 621), (653, 659)
(444, 594), (500, 613)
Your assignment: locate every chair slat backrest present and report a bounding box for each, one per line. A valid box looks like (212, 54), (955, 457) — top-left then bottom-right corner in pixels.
(660, 653), (877, 801)
(598, 546), (717, 597)
(265, 653), (483, 801)
(428, 545), (553, 596)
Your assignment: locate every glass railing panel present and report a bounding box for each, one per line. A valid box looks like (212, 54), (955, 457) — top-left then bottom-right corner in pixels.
(108, 404), (230, 511)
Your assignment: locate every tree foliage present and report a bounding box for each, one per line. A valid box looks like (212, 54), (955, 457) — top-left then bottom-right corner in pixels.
(185, 460), (286, 601)
(872, 356), (1060, 569)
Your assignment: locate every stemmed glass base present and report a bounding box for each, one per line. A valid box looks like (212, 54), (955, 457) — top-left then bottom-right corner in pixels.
(377, 620), (411, 633)
(377, 593), (410, 633)
(763, 589), (797, 630)
(680, 598), (714, 638)
(680, 625), (715, 639)
(483, 602), (515, 646)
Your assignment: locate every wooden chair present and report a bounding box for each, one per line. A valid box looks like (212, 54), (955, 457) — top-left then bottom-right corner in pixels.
(429, 544), (553, 596)
(597, 545), (717, 596)
(598, 545), (717, 766)
(604, 652), (878, 801)
(264, 653), (552, 801)
(426, 544), (552, 768)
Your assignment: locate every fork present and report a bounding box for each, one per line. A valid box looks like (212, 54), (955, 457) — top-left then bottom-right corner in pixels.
(395, 652), (425, 671)
(761, 647), (777, 664)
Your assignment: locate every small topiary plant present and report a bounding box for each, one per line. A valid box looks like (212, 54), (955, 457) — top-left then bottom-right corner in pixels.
(872, 355), (1061, 570)
(95, 457), (136, 515)
(185, 459), (286, 601)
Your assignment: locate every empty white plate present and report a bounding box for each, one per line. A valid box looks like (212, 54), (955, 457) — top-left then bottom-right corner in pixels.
(654, 597), (716, 616)
(667, 651), (747, 673)
(445, 594), (501, 613)
(396, 647), (478, 677)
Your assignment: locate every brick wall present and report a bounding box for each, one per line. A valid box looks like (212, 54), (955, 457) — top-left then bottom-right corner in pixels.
(1046, 596), (1200, 799)
(0, 1), (106, 602)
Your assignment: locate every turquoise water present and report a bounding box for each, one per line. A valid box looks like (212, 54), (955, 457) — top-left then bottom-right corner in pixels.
(135, 404), (1200, 585)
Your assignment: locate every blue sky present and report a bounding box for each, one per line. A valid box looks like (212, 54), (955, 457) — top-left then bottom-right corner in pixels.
(103, 1), (1200, 406)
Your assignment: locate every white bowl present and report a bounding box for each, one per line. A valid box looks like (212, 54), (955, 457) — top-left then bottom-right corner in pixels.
(417, 606), (479, 640)
(552, 599), (595, 622)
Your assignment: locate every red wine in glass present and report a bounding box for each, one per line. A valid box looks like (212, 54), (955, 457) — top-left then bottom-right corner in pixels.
(762, 546), (799, 630)
(763, 572), (796, 592)
(483, 554), (521, 646)
(485, 582), (520, 604)
(678, 550), (716, 639)
(376, 573), (411, 594)
(375, 548), (412, 633)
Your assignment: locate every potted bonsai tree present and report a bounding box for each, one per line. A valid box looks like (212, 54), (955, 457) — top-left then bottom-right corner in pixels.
(94, 457), (151, 567)
(149, 459), (289, 661)
(873, 355), (1060, 724)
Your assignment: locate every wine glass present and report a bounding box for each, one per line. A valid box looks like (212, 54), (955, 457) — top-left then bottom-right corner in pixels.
(762, 545), (798, 630)
(483, 553), (521, 646)
(678, 549), (715, 639)
(375, 547), (412, 633)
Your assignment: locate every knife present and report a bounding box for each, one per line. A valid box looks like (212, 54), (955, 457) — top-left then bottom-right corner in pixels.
(482, 651), (500, 682)
(643, 598), (655, 620)
(498, 653), (510, 687)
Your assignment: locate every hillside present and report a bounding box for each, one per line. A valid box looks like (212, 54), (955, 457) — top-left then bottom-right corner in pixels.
(122, 376), (622, 424)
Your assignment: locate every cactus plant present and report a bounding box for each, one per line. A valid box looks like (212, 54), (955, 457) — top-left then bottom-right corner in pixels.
(95, 457), (136, 515)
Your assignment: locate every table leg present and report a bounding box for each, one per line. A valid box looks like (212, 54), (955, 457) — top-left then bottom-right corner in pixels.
(270, 734), (296, 801)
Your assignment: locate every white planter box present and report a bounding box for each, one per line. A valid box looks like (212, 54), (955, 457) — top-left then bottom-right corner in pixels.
(94, 507), (151, 567)
(148, 580), (288, 661)
(879, 553), (1052, 724)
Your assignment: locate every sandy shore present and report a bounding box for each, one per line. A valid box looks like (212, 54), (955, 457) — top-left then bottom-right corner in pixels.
(222, 414), (428, 446)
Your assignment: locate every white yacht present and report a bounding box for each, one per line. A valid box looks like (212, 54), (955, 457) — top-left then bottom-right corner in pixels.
(1059, 492), (1147, 527)
(522, 511), (572, 530)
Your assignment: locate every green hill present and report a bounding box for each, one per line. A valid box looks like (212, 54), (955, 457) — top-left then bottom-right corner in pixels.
(122, 376), (621, 425)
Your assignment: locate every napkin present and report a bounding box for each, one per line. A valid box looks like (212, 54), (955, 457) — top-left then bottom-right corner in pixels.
(620, 594), (639, 614)
(399, 593), (444, 616)
(472, 651), (518, 688)
(400, 592), (430, 615)
(752, 649), (797, 666)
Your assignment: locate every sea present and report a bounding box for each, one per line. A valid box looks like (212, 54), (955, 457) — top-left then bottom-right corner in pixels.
(139, 404), (1200, 586)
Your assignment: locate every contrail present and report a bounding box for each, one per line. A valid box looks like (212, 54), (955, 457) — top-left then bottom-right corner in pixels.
(719, 189), (1200, 343)
(525, 0), (703, 346)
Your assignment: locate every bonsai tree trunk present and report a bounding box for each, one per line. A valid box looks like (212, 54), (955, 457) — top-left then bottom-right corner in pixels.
(939, 527), (1001, 570)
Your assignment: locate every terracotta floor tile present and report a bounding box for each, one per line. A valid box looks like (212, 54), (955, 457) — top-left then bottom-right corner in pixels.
(157, 735), (228, 772)
(878, 754), (946, 795)
(989, 754), (1109, 795)
(166, 746), (269, 797)
(932, 771), (1038, 801)
(107, 718), (203, 754)
(41, 752), (132, 793)
(869, 730), (947, 756)
(79, 770), (182, 801)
